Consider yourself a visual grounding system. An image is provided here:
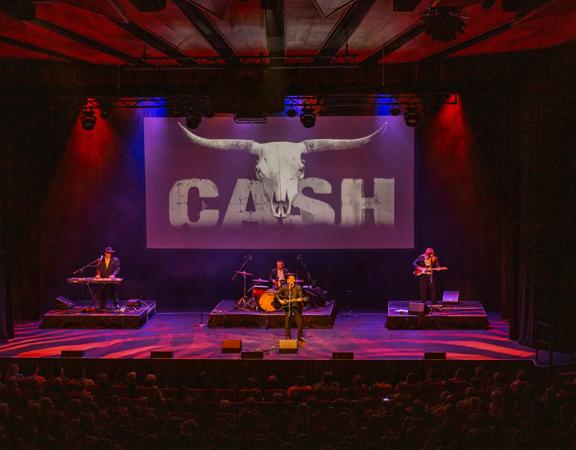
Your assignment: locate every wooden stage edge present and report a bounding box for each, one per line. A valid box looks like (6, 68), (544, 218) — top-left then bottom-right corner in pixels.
(41, 301), (157, 329)
(208, 299), (337, 328)
(387, 300), (488, 330)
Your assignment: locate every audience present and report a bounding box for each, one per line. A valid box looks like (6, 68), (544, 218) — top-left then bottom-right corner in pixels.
(0, 361), (574, 449)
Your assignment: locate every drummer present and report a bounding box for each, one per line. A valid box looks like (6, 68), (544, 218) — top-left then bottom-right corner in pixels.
(269, 259), (290, 289)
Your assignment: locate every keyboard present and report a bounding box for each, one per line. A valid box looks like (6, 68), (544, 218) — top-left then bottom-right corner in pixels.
(67, 277), (123, 284)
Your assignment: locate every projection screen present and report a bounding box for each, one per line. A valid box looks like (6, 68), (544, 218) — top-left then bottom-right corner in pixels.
(144, 116), (413, 249)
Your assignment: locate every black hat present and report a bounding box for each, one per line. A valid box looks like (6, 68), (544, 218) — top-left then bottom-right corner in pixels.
(103, 247), (116, 254)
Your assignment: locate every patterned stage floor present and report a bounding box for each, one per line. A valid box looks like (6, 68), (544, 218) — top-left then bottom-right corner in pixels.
(0, 310), (535, 361)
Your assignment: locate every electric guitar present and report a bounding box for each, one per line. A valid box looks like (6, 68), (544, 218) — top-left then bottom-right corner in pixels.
(413, 266), (448, 277)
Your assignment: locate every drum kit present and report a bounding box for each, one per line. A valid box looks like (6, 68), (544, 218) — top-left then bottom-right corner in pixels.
(233, 271), (326, 312)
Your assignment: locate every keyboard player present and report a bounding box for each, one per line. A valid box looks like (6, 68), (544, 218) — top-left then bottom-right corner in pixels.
(95, 246), (121, 310)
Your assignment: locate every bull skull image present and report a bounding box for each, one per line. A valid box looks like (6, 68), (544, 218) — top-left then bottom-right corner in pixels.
(178, 122), (387, 218)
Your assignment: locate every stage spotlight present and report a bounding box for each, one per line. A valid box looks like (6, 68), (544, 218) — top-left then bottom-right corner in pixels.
(100, 109), (111, 120)
(286, 108), (297, 118)
(422, 6), (466, 42)
(186, 111), (202, 129)
(81, 107), (96, 131)
(390, 105), (402, 116)
(404, 107), (420, 127)
(300, 107), (316, 128)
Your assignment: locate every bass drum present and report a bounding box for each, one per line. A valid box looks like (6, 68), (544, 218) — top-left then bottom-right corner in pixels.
(258, 290), (280, 312)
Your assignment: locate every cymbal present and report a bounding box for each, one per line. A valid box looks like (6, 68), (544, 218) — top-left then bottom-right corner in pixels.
(253, 278), (269, 283)
(235, 271), (253, 276)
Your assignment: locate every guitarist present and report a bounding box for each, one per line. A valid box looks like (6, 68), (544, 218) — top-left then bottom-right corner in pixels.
(413, 247), (442, 304)
(276, 274), (306, 341)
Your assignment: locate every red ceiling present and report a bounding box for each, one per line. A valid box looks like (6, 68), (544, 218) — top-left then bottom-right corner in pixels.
(0, 0), (574, 66)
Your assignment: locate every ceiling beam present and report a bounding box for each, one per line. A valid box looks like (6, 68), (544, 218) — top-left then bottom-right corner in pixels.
(422, 0), (554, 62)
(0, 35), (89, 64)
(109, 17), (196, 66)
(264, 0), (284, 66)
(31, 18), (138, 65)
(316, 0), (376, 62)
(172, 0), (239, 63)
(361, 21), (426, 66)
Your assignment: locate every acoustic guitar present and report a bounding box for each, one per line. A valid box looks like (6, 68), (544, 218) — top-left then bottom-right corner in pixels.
(273, 296), (309, 310)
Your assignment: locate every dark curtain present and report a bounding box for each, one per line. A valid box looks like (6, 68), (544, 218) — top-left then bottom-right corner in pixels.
(0, 91), (79, 330)
(513, 45), (576, 349)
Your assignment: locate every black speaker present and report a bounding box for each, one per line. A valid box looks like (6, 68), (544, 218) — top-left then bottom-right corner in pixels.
(55, 296), (74, 310)
(332, 352), (354, 360)
(128, 0), (166, 12)
(241, 351), (264, 359)
(424, 352), (446, 360)
(409, 302), (427, 315)
(222, 339), (242, 353)
(61, 350), (85, 358)
(303, 286), (328, 306)
(150, 351), (173, 359)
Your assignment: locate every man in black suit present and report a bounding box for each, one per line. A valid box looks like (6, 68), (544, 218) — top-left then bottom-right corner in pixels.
(276, 274), (306, 341)
(95, 246), (121, 310)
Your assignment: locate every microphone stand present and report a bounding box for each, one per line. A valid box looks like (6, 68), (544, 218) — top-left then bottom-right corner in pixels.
(72, 257), (101, 275)
(231, 255), (250, 281)
(297, 256), (313, 286)
(71, 257), (100, 313)
(197, 275), (206, 327)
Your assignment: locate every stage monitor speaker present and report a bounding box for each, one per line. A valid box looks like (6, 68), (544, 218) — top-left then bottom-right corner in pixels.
(424, 352), (446, 360)
(241, 351), (264, 359)
(150, 351), (173, 359)
(222, 339), (242, 353)
(408, 302), (427, 314)
(60, 350), (85, 358)
(55, 296), (74, 310)
(278, 339), (298, 354)
(332, 352), (354, 360)
(128, 0), (166, 12)
(442, 291), (460, 304)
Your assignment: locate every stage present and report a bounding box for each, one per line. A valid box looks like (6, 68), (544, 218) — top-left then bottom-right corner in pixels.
(0, 310), (533, 361)
(208, 300), (336, 328)
(386, 301), (488, 330)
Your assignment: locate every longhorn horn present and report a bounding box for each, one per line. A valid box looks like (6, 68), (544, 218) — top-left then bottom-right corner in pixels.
(178, 122), (258, 154)
(303, 122), (387, 153)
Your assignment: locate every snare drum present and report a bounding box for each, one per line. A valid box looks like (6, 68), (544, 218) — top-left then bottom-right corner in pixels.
(258, 290), (279, 312)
